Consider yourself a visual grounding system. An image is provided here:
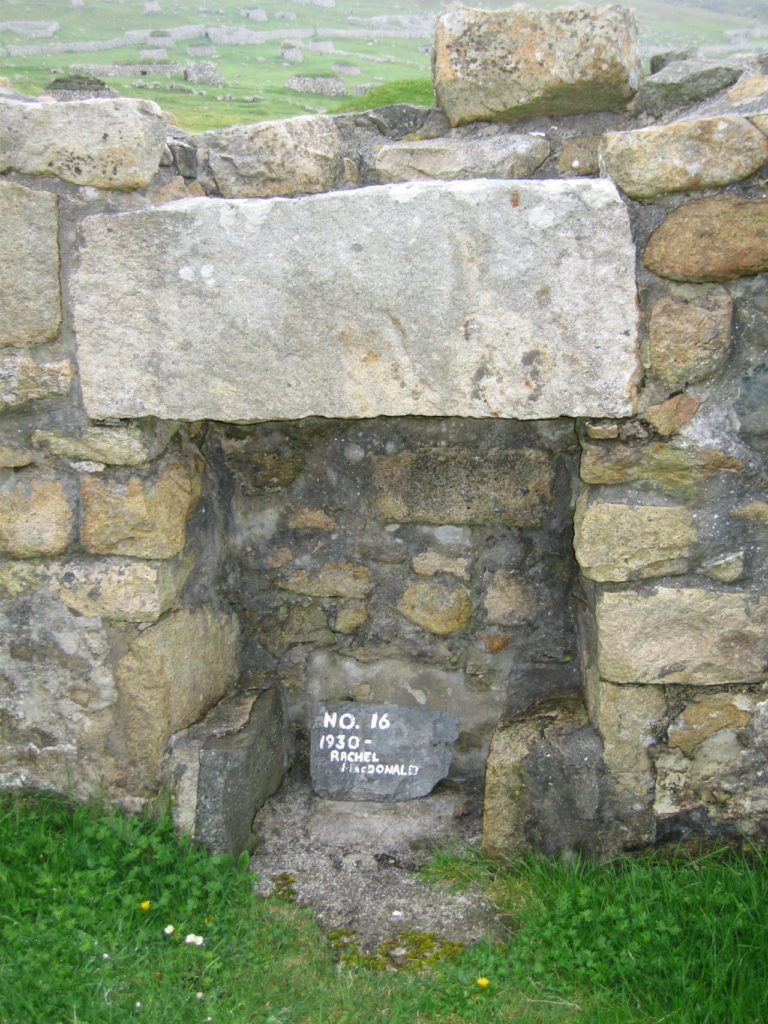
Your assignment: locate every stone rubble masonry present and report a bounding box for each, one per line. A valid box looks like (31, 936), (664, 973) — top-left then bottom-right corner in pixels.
(596, 587), (768, 686)
(558, 133), (602, 176)
(731, 501), (768, 525)
(276, 562), (372, 599)
(573, 495), (696, 582)
(0, 587), (119, 799)
(412, 551), (470, 580)
(643, 196), (768, 283)
(643, 394), (701, 437)
(701, 551), (746, 584)
(0, 97), (167, 189)
(0, 445), (35, 469)
(652, 693), (768, 831)
(433, 3), (641, 126)
(599, 116), (768, 199)
(79, 444), (203, 558)
(147, 175), (206, 205)
(72, 179), (639, 422)
(3, 18), (768, 851)
(667, 692), (753, 758)
(115, 606), (239, 787)
(0, 180), (60, 348)
(483, 571), (539, 624)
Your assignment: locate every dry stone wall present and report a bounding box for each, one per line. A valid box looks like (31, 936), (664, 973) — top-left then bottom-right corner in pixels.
(2, 2), (768, 858)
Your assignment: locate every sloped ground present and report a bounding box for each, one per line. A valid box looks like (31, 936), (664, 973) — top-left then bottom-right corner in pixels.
(249, 770), (501, 954)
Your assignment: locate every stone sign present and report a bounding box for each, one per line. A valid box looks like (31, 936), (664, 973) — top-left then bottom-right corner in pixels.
(310, 701), (459, 801)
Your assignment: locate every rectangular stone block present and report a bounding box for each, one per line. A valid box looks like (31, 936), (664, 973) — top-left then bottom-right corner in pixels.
(597, 587), (768, 686)
(79, 445), (203, 558)
(373, 447), (553, 526)
(0, 469), (75, 557)
(168, 688), (286, 856)
(0, 180), (60, 348)
(433, 4), (640, 126)
(574, 495), (695, 582)
(116, 606), (239, 786)
(0, 555), (193, 622)
(74, 179), (639, 422)
(0, 97), (166, 189)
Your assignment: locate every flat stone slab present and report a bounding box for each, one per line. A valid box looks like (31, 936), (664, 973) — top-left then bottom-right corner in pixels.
(310, 701), (459, 800)
(73, 179), (639, 422)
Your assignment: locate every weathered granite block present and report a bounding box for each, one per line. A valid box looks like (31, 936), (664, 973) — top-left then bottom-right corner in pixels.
(0, 180), (60, 348)
(310, 701), (458, 801)
(80, 445), (203, 558)
(373, 446), (553, 526)
(192, 114), (342, 197)
(0, 353), (73, 409)
(374, 132), (550, 182)
(647, 287), (732, 389)
(482, 696), (622, 859)
(580, 442), (742, 489)
(397, 580), (471, 634)
(169, 688), (286, 855)
(74, 179), (639, 422)
(0, 555), (193, 622)
(600, 116), (768, 200)
(596, 587), (768, 686)
(0, 97), (166, 189)
(33, 421), (178, 466)
(631, 59), (743, 117)
(0, 469), (75, 557)
(433, 3), (640, 126)
(573, 495), (695, 582)
(116, 607), (239, 786)
(644, 196), (768, 283)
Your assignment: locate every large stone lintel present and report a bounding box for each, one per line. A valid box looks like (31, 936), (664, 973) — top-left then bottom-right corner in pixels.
(74, 179), (638, 423)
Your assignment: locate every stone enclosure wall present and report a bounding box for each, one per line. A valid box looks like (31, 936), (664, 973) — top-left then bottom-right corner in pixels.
(3, 2), (768, 857)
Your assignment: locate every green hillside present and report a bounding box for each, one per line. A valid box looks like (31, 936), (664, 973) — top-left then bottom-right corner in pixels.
(1, 0), (766, 130)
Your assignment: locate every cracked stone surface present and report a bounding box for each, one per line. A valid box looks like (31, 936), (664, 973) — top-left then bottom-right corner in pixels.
(248, 771), (500, 953)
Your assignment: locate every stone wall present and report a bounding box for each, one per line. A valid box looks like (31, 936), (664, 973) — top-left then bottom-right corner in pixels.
(2, 3), (768, 857)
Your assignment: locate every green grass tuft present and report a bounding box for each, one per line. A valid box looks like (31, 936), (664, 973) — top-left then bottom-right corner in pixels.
(334, 77), (435, 113)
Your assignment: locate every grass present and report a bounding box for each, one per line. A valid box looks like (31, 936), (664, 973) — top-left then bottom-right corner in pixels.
(335, 77), (435, 113)
(424, 840), (768, 1024)
(1, 791), (767, 1024)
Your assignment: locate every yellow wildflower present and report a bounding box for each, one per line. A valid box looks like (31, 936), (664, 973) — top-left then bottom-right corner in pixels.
(140, 900), (152, 911)
(476, 977), (490, 989)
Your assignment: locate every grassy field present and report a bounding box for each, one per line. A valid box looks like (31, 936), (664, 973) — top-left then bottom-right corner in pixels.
(1, 0), (768, 130)
(1, 790), (767, 1024)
